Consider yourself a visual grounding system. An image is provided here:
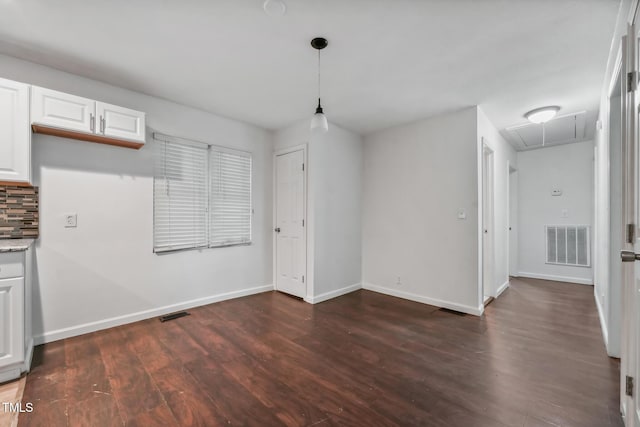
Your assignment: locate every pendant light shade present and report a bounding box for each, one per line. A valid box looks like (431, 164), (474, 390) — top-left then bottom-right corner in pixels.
(311, 99), (329, 133)
(310, 37), (329, 134)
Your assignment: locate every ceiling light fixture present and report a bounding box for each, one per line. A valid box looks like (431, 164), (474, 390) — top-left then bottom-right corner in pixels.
(263, 0), (286, 17)
(524, 106), (560, 124)
(525, 106), (560, 147)
(310, 37), (329, 134)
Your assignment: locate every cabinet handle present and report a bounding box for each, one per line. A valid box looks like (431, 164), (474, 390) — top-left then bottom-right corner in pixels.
(100, 116), (105, 134)
(90, 114), (95, 132)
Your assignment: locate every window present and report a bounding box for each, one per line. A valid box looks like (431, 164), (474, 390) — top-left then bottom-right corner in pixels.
(209, 148), (252, 247)
(153, 133), (252, 252)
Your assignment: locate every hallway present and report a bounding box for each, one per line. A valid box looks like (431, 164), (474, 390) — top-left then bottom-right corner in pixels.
(19, 277), (621, 426)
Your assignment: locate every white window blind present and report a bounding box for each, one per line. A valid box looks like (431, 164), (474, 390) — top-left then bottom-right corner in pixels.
(209, 148), (252, 247)
(153, 133), (252, 253)
(153, 135), (208, 252)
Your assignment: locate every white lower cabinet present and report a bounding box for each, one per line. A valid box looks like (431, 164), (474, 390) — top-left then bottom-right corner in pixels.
(0, 249), (32, 383)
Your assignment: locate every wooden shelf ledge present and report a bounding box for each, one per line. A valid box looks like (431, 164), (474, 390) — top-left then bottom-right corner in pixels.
(31, 125), (144, 150)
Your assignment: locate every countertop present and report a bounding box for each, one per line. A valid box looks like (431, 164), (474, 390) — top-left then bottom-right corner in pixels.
(0, 239), (35, 253)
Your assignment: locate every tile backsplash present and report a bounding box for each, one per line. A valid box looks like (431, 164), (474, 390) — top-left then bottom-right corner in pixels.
(0, 185), (39, 239)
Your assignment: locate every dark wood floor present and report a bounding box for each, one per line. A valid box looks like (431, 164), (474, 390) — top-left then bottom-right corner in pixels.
(18, 277), (623, 427)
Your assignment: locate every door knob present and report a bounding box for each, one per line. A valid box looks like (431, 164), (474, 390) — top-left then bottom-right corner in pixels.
(274, 227), (281, 233)
(620, 250), (640, 262)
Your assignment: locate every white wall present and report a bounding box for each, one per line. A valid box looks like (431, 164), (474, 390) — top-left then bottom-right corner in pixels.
(362, 107), (482, 314)
(274, 120), (363, 302)
(517, 141), (595, 284)
(0, 54), (274, 344)
(477, 107), (518, 298)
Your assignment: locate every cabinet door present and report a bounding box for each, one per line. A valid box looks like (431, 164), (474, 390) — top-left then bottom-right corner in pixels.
(0, 78), (30, 183)
(97, 102), (145, 143)
(0, 277), (24, 367)
(31, 86), (95, 134)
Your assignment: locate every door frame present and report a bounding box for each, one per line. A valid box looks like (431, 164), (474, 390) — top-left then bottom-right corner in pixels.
(272, 144), (309, 299)
(507, 162), (518, 279)
(606, 43), (625, 359)
(481, 140), (495, 301)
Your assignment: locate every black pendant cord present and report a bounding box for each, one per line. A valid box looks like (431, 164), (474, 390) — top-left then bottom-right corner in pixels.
(310, 37), (328, 116)
(317, 49), (322, 110)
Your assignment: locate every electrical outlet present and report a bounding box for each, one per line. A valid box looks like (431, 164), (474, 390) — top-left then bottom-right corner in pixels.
(64, 213), (77, 228)
(396, 276), (402, 286)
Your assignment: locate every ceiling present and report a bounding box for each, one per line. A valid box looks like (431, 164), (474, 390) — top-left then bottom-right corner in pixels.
(502, 110), (594, 150)
(0, 0), (621, 138)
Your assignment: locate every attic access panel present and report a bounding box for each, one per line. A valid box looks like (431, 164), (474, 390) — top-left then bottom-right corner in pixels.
(504, 111), (587, 149)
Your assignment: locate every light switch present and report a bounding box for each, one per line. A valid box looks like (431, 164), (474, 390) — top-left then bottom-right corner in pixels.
(64, 213), (77, 228)
(457, 210), (466, 220)
(561, 209), (568, 218)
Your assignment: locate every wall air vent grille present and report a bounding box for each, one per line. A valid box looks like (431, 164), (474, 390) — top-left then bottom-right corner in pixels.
(545, 225), (590, 267)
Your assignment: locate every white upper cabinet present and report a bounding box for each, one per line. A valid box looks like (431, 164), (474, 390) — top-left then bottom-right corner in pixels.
(97, 102), (145, 143)
(0, 77), (30, 183)
(30, 86), (146, 148)
(31, 86), (95, 134)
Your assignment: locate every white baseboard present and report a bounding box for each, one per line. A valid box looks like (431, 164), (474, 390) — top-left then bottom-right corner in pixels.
(305, 283), (362, 304)
(517, 272), (593, 285)
(496, 280), (509, 297)
(34, 284), (274, 345)
(362, 282), (483, 316)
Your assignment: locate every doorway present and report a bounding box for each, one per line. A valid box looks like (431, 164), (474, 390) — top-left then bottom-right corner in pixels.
(482, 142), (495, 303)
(274, 147), (307, 298)
(508, 164), (518, 278)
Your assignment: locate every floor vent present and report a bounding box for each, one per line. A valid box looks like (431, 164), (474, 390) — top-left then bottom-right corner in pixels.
(159, 311), (190, 322)
(439, 308), (466, 316)
(546, 225), (590, 267)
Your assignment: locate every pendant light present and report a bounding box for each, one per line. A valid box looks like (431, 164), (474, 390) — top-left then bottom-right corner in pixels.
(310, 37), (329, 133)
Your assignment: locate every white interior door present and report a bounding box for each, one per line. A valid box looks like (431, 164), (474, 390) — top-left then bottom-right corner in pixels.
(632, 20), (640, 425)
(482, 143), (495, 299)
(275, 149), (306, 298)
(621, 21), (640, 426)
